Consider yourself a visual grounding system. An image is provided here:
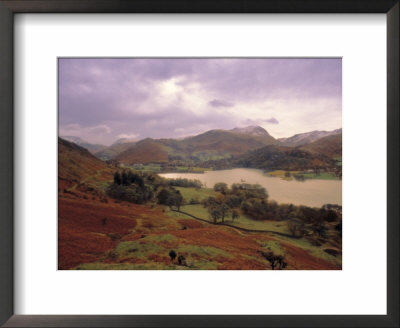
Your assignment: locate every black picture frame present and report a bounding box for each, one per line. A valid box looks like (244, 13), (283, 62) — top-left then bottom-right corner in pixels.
(0, 1), (398, 327)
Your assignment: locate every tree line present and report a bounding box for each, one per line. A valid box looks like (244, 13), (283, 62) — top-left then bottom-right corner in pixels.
(107, 170), (191, 210)
(200, 182), (342, 238)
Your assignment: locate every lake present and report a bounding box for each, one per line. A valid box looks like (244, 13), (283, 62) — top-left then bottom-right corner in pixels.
(159, 168), (342, 207)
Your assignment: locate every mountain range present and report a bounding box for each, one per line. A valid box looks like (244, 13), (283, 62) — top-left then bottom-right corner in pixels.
(60, 126), (341, 164)
(113, 126), (277, 164)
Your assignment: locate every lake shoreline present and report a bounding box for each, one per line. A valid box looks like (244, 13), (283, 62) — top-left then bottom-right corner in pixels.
(159, 168), (342, 207)
(143, 165), (340, 181)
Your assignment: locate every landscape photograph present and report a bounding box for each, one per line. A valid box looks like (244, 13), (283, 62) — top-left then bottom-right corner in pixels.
(58, 58), (342, 270)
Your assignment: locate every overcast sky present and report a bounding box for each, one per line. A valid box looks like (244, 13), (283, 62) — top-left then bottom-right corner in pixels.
(59, 58), (342, 146)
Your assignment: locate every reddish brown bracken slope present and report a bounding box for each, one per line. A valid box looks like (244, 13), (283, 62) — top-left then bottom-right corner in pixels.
(58, 137), (107, 189)
(115, 138), (169, 164)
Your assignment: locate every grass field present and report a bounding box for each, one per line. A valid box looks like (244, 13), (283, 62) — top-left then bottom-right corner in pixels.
(266, 170), (340, 181)
(175, 203), (291, 235)
(173, 166), (208, 172)
(265, 170), (298, 181)
(301, 172), (339, 180)
(175, 187), (217, 203)
(127, 164), (209, 173)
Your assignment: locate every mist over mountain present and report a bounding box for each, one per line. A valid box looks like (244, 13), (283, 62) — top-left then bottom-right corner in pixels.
(61, 136), (107, 154)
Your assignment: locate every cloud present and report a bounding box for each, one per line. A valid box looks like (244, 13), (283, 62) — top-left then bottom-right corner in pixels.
(117, 133), (140, 140)
(58, 58), (341, 143)
(59, 123), (81, 135)
(239, 117), (279, 126)
(264, 117), (279, 124)
(59, 123), (112, 145)
(208, 99), (234, 108)
(88, 124), (112, 134)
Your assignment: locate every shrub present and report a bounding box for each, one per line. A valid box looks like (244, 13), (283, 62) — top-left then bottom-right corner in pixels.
(214, 182), (228, 194)
(178, 255), (187, 266)
(169, 250), (177, 261)
(167, 178), (202, 188)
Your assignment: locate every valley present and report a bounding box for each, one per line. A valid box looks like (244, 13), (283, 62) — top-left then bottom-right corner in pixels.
(58, 126), (342, 270)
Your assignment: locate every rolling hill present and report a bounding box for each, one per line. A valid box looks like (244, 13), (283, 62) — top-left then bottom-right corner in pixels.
(234, 145), (335, 171)
(95, 141), (137, 161)
(183, 126), (276, 154)
(300, 133), (342, 158)
(114, 138), (169, 164)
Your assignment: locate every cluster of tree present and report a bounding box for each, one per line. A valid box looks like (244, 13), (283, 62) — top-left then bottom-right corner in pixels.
(107, 169), (204, 207)
(231, 183), (268, 200)
(200, 183), (267, 223)
(113, 170), (145, 187)
(322, 204), (342, 213)
(195, 158), (233, 170)
(107, 183), (153, 204)
(156, 188), (184, 211)
(166, 178), (202, 188)
(260, 251), (287, 270)
(107, 170), (156, 204)
(205, 198), (239, 224)
(208, 182), (272, 221)
(161, 161), (200, 172)
(201, 183), (342, 236)
(108, 170), (180, 206)
(276, 203), (340, 223)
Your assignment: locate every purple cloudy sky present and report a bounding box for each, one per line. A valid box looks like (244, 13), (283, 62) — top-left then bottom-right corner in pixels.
(59, 58), (342, 146)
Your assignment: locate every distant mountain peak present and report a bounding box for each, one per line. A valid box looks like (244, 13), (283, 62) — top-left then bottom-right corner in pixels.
(278, 128), (342, 147)
(230, 125), (271, 137)
(112, 137), (138, 145)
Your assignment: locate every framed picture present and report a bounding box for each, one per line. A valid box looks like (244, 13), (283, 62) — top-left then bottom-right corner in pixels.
(0, 0), (398, 327)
